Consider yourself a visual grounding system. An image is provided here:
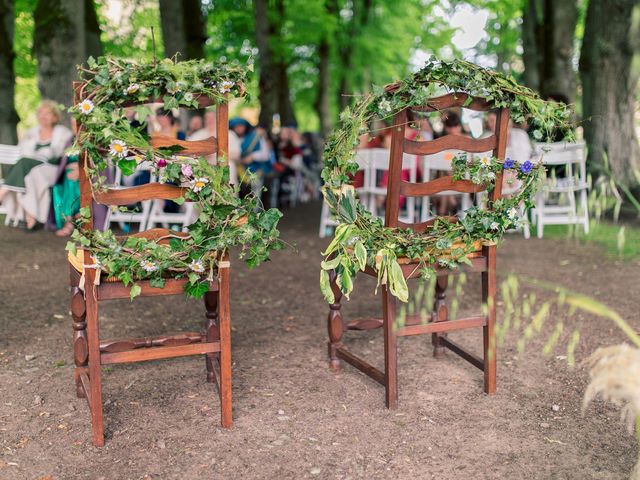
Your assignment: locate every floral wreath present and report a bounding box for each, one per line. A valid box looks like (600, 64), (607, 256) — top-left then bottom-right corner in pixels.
(320, 57), (573, 304)
(67, 56), (283, 299)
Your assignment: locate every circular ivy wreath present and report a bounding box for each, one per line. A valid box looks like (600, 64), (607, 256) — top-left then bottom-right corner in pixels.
(67, 56), (283, 299)
(319, 58), (573, 304)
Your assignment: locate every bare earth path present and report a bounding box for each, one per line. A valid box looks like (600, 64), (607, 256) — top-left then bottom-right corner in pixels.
(1, 202), (639, 480)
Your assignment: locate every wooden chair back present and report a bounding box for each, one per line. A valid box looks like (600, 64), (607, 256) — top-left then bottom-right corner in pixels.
(385, 93), (509, 232)
(73, 81), (229, 248)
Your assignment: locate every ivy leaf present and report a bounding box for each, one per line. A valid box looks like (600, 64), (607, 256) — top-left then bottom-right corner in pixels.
(184, 280), (210, 299)
(320, 269), (335, 304)
(150, 277), (165, 288)
(117, 158), (137, 177)
(354, 241), (367, 271)
(65, 241), (77, 256)
(129, 284), (142, 300)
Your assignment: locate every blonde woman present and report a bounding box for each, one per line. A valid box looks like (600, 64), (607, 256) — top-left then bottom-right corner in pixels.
(0, 100), (73, 230)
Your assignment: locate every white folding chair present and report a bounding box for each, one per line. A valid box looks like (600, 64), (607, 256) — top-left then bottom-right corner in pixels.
(319, 149), (371, 238)
(532, 141), (589, 238)
(0, 144), (21, 225)
(104, 163), (154, 232)
(420, 150), (472, 222)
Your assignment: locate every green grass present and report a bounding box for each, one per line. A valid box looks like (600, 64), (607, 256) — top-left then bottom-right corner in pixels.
(543, 221), (640, 259)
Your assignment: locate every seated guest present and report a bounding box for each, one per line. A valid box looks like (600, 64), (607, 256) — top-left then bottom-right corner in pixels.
(230, 117), (272, 197)
(153, 108), (185, 140)
(51, 148), (80, 237)
(187, 115), (203, 138)
(0, 100), (73, 230)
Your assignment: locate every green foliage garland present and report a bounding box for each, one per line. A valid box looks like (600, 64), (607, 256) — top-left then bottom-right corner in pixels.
(67, 56), (283, 299)
(320, 58), (573, 304)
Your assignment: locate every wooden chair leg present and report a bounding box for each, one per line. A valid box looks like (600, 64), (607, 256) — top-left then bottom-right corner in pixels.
(204, 291), (219, 384)
(382, 287), (398, 409)
(327, 269), (344, 371)
(432, 275), (449, 358)
(84, 283), (105, 446)
(218, 266), (233, 428)
(482, 249), (497, 395)
(71, 287), (88, 398)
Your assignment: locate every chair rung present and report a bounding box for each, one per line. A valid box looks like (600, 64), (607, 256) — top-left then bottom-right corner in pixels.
(441, 337), (484, 370)
(101, 341), (220, 365)
(396, 316), (486, 336)
(336, 346), (385, 385)
(100, 332), (204, 353)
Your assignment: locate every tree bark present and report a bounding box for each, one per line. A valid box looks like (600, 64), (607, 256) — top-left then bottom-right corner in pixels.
(33, 0), (102, 116)
(521, 0), (577, 102)
(315, 35), (332, 138)
(579, 0), (640, 185)
(0, 0), (18, 144)
(159, 0), (206, 60)
(253, 0), (296, 129)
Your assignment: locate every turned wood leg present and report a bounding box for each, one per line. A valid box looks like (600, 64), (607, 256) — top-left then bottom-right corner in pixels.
(382, 286), (398, 409)
(483, 247), (497, 394)
(218, 265), (233, 428)
(71, 287), (88, 398)
(84, 281), (105, 447)
(327, 269), (345, 371)
(432, 275), (449, 358)
(204, 291), (219, 384)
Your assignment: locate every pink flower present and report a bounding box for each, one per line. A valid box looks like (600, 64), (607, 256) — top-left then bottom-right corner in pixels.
(181, 163), (193, 177)
(157, 158), (167, 168)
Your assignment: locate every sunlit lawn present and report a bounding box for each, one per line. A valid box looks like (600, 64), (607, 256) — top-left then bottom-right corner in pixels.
(543, 221), (640, 259)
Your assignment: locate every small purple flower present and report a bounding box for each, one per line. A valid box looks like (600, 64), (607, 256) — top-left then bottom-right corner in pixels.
(520, 160), (533, 174)
(503, 158), (515, 170)
(157, 158), (167, 168)
(181, 163), (193, 177)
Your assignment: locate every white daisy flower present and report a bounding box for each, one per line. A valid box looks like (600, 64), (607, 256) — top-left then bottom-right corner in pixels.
(190, 177), (209, 192)
(125, 83), (140, 95)
(486, 171), (496, 180)
(140, 260), (158, 272)
(184, 92), (194, 102)
(219, 81), (234, 94)
(507, 207), (519, 219)
(479, 156), (492, 168)
(490, 222), (500, 230)
(378, 99), (392, 112)
(189, 259), (205, 273)
(78, 99), (94, 115)
(109, 140), (128, 158)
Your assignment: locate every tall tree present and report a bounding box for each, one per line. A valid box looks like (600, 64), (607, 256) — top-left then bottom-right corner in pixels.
(158, 0), (206, 60)
(253, 0), (296, 128)
(579, 0), (640, 185)
(33, 0), (102, 114)
(522, 0), (578, 102)
(0, 0), (18, 143)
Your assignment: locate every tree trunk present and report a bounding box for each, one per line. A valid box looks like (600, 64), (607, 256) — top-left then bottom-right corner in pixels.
(33, 0), (102, 116)
(253, 0), (296, 129)
(159, 0), (206, 60)
(579, 0), (640, 185)
(0, 0), (18, 144)
(521, 0), (577, 102)
(315, 35), (332, 138)
(521, 0), (541, 91)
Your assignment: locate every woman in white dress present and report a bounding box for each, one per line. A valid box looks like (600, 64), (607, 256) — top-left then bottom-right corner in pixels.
(0, 101), (73, 230)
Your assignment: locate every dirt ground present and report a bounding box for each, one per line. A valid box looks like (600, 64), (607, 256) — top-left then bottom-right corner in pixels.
(1, 201), (639, 480)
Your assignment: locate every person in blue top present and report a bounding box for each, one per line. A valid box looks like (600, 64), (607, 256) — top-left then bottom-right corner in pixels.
(229, 118), (272, 199)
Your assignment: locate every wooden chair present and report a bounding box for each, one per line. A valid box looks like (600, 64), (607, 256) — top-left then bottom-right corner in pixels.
(327, 92), (509, 408)
(69, 83), (232, 446)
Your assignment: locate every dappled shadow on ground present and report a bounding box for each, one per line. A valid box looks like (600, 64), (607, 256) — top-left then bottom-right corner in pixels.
(0, 202), (638, 479)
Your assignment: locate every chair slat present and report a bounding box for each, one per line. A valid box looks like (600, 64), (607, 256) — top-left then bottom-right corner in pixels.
(410, 93), (493, 112)
(117, 228), (190, 244)
(404, 134), (496, 155)
(399, 175), (486, 197)
(396, 215), (457, 232)
(150, 135), (217, 156)
(93, 183), (187, 205)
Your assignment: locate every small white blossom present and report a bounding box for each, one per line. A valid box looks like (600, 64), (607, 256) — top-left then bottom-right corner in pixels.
(486, 171), (496, 180)
(479, 156), (492, 168)
(109, 140), (128, 158)
(190, 177), (209, 192)
(140, 260), (158, 272)
(219, 81), (234, 94)
(508, 207), (519, 219)
(78, 99), (94, 115)
(184, 92), (194, 102)
(490, 222), (500, 230)
(125, 83), (140, 95)
(189, 259), (205, 273)
(378, 99), (392, 112)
